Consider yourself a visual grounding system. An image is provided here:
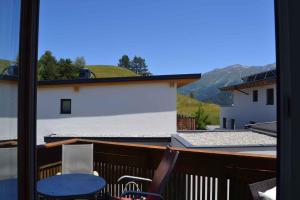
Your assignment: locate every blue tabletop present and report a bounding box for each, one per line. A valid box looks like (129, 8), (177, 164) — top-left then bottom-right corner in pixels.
(0, 178), (17, 200)
(37, 174), (106, 198)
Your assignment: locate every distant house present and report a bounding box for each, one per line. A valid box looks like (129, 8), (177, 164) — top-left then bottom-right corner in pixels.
(219, 69), (276, 129)
(0, 74), (201, 144)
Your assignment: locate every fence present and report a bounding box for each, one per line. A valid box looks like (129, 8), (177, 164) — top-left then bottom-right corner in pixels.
(177, 114), (197, 130)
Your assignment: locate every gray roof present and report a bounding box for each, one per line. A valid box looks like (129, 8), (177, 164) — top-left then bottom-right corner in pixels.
(176, 131), (276, 147)
(247, 122), (277, 137)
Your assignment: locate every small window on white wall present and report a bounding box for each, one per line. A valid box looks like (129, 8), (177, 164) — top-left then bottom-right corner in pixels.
(230, 119), (235, 130)
(223, 118), (227, 129)
(61, 99), (71, 114)
(253, 90), (258, 102)
(266, 88), (274, 105)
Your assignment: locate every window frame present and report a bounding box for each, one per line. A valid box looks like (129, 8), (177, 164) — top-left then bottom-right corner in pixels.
(275, 0), (300, 198)
(60, 99), (72, 114)
(17, 0), (40, 199)
(14, 0), (300, 199)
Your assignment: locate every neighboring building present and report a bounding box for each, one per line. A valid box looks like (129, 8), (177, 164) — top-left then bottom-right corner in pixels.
(219, 69), (276, 129)
(0, 74), (201, 144)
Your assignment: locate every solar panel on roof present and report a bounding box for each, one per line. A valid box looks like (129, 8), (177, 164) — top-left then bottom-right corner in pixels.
(242, 69), (276, 83)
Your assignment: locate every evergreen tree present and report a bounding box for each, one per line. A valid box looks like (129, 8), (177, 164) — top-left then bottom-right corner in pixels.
(74, 56), (86, 68)
(38, 51), (58, 80)
(189, 92), (195, 99)
(130, 56), (151, 76)
(118, 55), (131, 69)
(57, 58), (81, 80)
(117, 55), (151, 76)
(194, 104), (209, 130)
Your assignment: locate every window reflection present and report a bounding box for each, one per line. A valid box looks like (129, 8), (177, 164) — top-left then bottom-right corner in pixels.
(0, 0), (20, 199)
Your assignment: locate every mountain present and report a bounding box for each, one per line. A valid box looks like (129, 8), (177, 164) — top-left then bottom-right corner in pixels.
(178, 63), (276, 105)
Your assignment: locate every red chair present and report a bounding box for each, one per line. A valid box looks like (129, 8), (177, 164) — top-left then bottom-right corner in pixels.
(111, 146), (179, 200)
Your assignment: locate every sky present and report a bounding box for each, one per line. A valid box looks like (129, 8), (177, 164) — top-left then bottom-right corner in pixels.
(0, 0), (20, 62)
(37, 0), (276, 74)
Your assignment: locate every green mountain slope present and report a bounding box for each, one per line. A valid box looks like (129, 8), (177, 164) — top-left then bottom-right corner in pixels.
(87, 65), (138, 78)
(177, 94), (220, 125)
(179, 63), (276, 105)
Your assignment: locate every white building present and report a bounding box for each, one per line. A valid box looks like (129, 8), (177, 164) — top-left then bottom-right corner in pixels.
(0, 74), (201, 144)
(219, 69), (276, 129)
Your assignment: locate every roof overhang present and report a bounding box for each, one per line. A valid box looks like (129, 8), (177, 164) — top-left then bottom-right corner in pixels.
(0, 74), (201, 88)
(37, 73), (201, 88)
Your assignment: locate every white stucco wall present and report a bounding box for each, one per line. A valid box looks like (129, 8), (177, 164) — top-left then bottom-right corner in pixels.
(0, 81), (177, 144)
(220, 84), (277, 129)
(0, 81), (18, 141)
(36, 83), (177, 144)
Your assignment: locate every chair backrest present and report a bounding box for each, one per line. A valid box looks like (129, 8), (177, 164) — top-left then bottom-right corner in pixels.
(0, 147), (17, 180)
(62, 144), (93, 174)
(147, 146), (179, 197)
(249, 178), (276, 200)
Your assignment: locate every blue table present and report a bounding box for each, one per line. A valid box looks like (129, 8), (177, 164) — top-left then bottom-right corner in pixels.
(37, 174), (106, 199)
(0, 178), (17, 200)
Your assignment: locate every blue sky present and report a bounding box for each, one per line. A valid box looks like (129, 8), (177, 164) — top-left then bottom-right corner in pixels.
(38, 0), (275, 74)
(0, 0), (20, 62)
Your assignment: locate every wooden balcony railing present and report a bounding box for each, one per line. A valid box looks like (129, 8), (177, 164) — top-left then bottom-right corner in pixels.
(37, 139), (276, 200)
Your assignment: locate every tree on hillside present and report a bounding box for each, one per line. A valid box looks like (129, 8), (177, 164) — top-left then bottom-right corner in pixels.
(57, 58), (81, 80)
(194, 104), (209, 130)
(38, 51), (87, 80)
(118, 55), (130, 69)
(38, 51), (58, 80)
(130, 56), (151, 76)
(74, 56), (86, 68)
(118, 55), (151, 76)
(189, 91), (196, 99)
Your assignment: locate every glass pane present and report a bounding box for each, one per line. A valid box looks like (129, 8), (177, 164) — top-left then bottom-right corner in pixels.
(61, 99), (71, 114)
(0, 0), (21, 199)
(37, 1), (276, 199)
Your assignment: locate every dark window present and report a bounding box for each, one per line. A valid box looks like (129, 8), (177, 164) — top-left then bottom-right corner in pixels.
(266, 88), (274, 105)
(223, 118), (227, 129)
(230, 119), (235, 129)
(253, 90), (258, 102)
(61, 99), (71, 114)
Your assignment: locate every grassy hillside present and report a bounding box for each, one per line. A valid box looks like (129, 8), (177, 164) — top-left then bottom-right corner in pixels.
(87, 65), (138, 78)
(177, 94), (220, 125)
